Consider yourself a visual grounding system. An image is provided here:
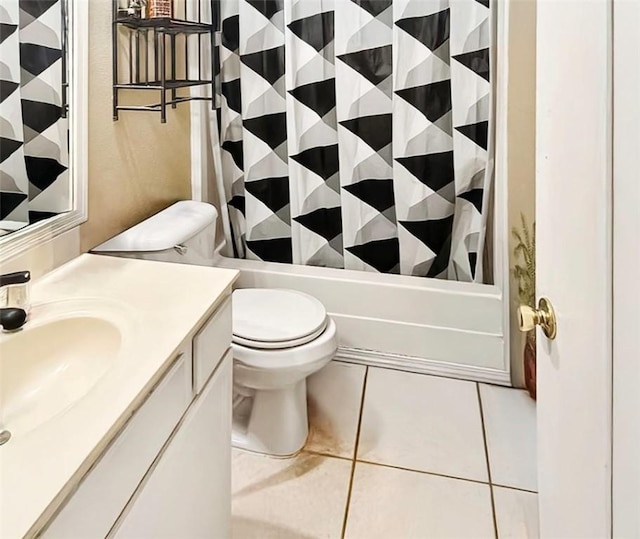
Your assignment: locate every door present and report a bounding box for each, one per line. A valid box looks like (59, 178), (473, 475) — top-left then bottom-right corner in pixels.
(612, 0), (640, 536)
(535, 0), (612, 537)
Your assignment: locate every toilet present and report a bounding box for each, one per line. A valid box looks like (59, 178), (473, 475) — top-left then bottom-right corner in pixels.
(93, 201), (338, 457)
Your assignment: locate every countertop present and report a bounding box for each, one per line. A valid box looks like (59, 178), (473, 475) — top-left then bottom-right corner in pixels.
(0, 254), (238, 538)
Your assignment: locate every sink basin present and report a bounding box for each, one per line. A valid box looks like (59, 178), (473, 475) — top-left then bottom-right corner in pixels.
(1, 315), (122, 436)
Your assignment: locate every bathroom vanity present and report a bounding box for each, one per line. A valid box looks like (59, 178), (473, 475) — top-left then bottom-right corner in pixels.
(0, 254), (238, 538)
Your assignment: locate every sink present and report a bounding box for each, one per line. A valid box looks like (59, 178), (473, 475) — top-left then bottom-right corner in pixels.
(1, 314), (123, 436)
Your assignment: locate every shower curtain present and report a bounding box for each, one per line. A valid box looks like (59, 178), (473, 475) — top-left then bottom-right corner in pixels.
(213, 0), (493, 282)
(0, 0), (69, 231)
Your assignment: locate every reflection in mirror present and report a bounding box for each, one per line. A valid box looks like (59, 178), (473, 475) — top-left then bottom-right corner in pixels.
(0, 0), (70, 236)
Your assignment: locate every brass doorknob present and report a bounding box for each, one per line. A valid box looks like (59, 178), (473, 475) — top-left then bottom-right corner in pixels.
(518, 297), (557, 340)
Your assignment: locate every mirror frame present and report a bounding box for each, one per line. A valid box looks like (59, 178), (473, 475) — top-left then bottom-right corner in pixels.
(0, 0), (88, 262)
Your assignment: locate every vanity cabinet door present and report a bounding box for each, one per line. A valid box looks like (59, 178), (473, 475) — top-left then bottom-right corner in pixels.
(110, 351), (233, 539)
(42, 347), (193, 539)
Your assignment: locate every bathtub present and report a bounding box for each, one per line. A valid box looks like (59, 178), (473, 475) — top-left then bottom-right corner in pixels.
(215, 248), (510, 385)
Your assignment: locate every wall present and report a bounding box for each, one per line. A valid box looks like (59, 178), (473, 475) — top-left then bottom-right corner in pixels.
(507, 0), (537, 387)
(79, 0), (191, 252)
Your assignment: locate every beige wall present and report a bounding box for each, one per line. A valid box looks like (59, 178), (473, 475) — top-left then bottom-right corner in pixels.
(80, 0), (191, 252)
(507, 0), (537, 387)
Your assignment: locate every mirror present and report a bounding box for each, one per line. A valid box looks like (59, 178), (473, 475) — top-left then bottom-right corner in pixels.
(0, 0), (87, 258)
(0, 0), (70, 235)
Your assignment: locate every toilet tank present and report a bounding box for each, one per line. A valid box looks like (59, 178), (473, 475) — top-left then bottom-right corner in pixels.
(92, 201), (218, 266)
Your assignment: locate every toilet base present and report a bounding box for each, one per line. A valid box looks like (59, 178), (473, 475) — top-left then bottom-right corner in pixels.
(232, 379), (309, 457)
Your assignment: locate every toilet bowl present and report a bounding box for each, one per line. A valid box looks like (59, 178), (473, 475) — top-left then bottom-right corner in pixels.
(92, 201), (338, 457)
(231, 288), (337, 456)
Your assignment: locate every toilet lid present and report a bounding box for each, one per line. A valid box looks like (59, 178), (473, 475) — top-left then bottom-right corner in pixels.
(232, 289), (328, 349)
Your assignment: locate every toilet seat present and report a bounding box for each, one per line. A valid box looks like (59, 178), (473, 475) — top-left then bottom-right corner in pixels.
(232, 289), (328, 350)
(233, 317), (338, 372)
(233, 322), (328, 350)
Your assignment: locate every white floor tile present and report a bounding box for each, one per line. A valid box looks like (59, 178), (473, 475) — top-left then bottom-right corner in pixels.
(357, 368), (488, 481)
(479, 384), (537, 491)
(493, 486), (539, 538)
(306, 361), (366, 458)
(231, 449), (352, 539)
(345, 462), (495, 539)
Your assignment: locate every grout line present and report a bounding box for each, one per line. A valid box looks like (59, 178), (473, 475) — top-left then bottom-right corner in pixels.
(491, 483), (538, 495)
(477, 382), (499, 539)
(340, 366), (369, 539)
(301, 449), (352, 463)
(304, 450), (539, 494)
(351, 367), (369, 463)
(355, 459), (492, 487)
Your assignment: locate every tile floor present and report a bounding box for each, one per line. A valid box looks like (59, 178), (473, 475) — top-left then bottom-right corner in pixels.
(232, 362), (538, 539)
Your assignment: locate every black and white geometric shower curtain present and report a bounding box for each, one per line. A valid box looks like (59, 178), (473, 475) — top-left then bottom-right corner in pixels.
(0, 0), (69, 230)
(214, 0), (493, 282)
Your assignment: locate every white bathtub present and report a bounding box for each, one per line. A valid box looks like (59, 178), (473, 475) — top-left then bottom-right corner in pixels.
(216, 250), (510, 385)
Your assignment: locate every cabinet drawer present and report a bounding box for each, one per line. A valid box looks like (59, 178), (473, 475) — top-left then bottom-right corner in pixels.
(43, 345), (193, 539)
(193, 296), (232, 394)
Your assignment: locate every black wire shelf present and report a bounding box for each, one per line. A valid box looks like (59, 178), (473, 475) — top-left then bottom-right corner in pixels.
(115, 79), (212, 90)
(115, 95), (212, 111)
(112, 0), (215, 123)
(116, 16), (213, 34)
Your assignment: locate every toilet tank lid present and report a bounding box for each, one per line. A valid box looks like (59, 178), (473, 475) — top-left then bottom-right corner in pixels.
(93, 201), (218, 252)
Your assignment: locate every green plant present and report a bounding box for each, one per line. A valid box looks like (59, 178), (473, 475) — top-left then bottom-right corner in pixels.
(512, 213), (536, 308)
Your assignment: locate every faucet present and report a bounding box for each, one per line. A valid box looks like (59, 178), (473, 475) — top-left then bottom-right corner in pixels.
(0, 271), (30, 331)
(0, 270), (30, 288)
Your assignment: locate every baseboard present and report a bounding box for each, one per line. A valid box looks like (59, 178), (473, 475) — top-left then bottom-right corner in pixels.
(335, 347), (512, 386)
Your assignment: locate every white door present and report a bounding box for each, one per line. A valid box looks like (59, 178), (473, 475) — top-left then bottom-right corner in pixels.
(612, 0), (640, 536)
(536, 0), (612, 537)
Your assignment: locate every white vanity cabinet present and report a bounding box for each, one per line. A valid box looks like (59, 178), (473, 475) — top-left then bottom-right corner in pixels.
(42, 297), (233, 539)
(111, 352), (232, 538)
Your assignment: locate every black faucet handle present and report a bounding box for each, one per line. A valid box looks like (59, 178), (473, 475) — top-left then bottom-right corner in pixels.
(0, 271), (31, 287)
(0, 308), (27, 331)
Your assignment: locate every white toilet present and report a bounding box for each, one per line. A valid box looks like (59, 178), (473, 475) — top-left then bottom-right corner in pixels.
(94, 201), (338, 457)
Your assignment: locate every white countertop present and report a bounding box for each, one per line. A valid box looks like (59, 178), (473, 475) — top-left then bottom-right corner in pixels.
(0, 254), (238, 538)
